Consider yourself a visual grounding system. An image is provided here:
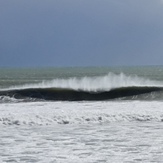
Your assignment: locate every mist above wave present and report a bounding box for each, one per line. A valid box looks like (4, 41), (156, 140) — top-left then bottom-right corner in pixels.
(5, 73), (163, 91)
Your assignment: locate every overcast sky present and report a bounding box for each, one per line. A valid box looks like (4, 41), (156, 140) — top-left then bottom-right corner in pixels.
(0, 0), (163, 67)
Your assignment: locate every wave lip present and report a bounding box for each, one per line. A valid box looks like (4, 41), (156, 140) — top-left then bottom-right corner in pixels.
(0, 86), (162, 102)
(4, 72), (163, 91)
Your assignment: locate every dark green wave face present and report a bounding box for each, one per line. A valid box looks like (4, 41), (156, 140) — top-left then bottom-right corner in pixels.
(0, 86), (163, 102)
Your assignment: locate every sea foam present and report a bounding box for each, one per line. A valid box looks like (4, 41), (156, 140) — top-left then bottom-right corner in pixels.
(1, 101), (163, 126)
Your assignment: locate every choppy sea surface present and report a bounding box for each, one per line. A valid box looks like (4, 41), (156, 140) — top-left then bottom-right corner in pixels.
(1, 66), (163, 163)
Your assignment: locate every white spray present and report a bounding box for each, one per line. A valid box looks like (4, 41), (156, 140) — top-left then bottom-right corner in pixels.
(5, 73), (163, 91)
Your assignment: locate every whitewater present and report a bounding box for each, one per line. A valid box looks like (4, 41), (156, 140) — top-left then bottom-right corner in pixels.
(1, 66), (163, 162)
(3, 72), (163, 91)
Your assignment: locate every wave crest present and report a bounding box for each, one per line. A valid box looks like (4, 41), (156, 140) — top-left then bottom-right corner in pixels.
(6, 73), (163, 91)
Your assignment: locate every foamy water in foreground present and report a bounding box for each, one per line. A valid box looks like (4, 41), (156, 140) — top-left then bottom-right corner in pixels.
(1, 101), (163, 162)
(1, 67), (163, 162)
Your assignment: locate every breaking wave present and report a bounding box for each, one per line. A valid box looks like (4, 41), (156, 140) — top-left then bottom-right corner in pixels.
(0, 86), (163, 102)
(1, 73), (163, 102)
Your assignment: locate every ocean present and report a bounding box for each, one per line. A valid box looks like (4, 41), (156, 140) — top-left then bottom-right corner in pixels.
(1, 66), (163, 163)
